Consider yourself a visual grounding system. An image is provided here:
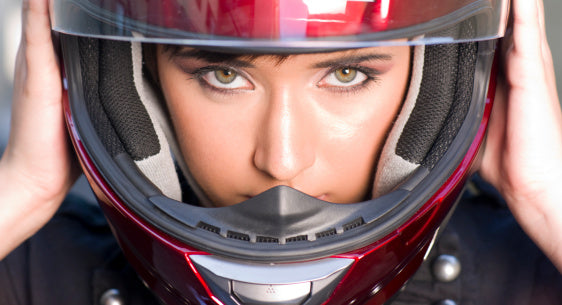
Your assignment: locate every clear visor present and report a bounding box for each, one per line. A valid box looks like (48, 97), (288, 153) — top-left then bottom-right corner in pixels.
(51, 0), (509, 49)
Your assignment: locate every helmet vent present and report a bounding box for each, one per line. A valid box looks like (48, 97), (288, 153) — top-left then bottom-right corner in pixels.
(256, 236), (280, 243)
(286, 235), (308, 243)
(343, 218), (365, 231)
(226, 231), (250, 242)
(197, 222), (220, 234)
(316, 229), (337, 239)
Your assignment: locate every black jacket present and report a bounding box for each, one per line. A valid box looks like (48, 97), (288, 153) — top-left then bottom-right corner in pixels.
(1, 178), (561, 305)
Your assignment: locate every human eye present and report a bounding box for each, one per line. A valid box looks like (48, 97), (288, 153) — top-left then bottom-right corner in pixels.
(317, 66), (378, 91)
(196, 67), (254, 91)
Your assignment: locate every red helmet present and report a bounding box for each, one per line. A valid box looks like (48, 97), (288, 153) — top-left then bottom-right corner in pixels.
(53, 0), (508, 304)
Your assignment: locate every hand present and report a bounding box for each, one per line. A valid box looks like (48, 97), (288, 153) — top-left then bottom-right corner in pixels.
(0, 0), (79, 259)
(480, 0), (562, 271)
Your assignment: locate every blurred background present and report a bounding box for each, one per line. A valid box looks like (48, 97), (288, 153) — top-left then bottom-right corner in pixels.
(1, 0), (561, 196)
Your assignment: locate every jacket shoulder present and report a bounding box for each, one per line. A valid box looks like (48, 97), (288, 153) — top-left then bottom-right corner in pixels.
(0, 194), (159, 305)
(393, 176), (562, 305)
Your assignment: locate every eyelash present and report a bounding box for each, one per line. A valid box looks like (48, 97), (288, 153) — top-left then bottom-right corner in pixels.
(320, 65), (381, 94)
(189, 65), (251, 95)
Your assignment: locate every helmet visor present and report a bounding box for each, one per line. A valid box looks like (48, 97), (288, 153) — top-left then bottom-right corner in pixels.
(51, 0), (508, 49)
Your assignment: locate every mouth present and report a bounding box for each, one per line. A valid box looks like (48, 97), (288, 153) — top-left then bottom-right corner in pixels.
(315, 194), (328, 201)
(243, 192), (328, 202)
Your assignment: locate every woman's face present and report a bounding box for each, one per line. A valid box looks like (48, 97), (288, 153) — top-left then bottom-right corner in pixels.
(157, 46), (411, 207)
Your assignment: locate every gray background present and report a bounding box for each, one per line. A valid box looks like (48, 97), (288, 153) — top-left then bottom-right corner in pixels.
(1, 0), (561, 196)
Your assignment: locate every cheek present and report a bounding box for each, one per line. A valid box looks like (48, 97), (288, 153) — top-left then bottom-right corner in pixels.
(171, 103), (255, 191)
(318, 70), (408, 201)
(158, 65), (249, 170)
(158, 72), (255, 203)
(320, 109), (397, 199)
(172, 113), (254, 206)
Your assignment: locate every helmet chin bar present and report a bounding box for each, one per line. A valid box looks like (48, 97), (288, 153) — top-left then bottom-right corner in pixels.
(151, 184), (409, 244)
(114, 150), (430, 262)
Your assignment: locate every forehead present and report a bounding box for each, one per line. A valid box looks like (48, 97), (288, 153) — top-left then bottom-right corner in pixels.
(162, 45), (290, 64)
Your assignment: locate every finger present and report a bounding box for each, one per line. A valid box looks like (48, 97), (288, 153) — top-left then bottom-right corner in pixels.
(19, 0), (60, 102)
(534, 0), (561, 114)
(14, 0), (61, 123)
(511, 0), (542, 55)
(536, 0), (559, 99)
(21, 0), (53, 49)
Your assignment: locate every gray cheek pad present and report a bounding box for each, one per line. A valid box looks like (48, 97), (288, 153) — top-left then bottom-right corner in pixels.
(78, 38), (183, 201)
(373, 40), (477, 197)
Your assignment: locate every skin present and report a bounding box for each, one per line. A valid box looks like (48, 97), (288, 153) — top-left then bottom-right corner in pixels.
(156, 46), (410, 206)
(1, 0), (561, 274)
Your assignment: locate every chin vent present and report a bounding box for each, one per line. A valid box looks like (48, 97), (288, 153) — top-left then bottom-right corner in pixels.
(256, 236), (279, 243)
(316, 228), (338, 239)
(197, 222), (220, 234)
(343, 218), (365, 232)
(227, 231), (251, 241)
(195, 218), (366, 244)
(286, 235), (308, 243)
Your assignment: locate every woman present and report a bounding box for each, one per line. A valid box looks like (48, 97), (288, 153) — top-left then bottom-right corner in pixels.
(1, 0), (561, 304)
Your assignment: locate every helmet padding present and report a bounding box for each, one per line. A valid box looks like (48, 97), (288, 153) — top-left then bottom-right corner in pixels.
(373, 40), (477, 196)
(78, 38), (182, 200)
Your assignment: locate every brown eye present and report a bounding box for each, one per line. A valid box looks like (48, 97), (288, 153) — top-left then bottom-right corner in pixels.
(318, 66), (368, 89)
(215, 69), (237, 84)
(200, 67), (253, 91)
(334, 67), (357, 83)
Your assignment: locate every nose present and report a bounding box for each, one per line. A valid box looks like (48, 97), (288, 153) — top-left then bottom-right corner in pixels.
(253, 86), (315, 182)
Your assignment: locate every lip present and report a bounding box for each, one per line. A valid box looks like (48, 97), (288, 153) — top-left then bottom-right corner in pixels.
(243, 192), (328, 202)
(315, 194), (328, 201)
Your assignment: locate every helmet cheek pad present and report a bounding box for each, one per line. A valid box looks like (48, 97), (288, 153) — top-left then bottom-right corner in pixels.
(374, 38), (478, 196)
(75, 37), (183, 200)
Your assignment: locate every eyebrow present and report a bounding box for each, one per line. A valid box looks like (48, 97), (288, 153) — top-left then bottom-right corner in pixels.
(165, 47), (289, 67)
(311, 53), (393, 69)
(165, 46), (392, 68)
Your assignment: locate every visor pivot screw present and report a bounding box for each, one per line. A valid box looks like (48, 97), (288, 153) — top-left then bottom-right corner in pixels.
(100, 289), (124, 305)
(432, 254), (461, 282)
